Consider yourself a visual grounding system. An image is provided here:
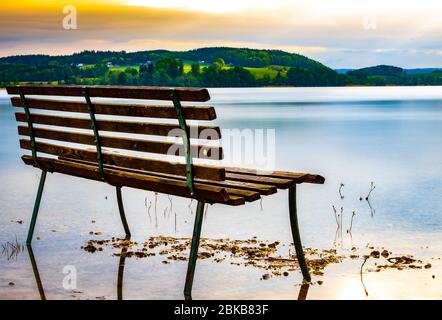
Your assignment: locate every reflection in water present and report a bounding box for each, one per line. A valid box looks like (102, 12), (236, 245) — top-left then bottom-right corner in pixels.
(26, 242), (310, 300)
(331, 180), (377, 250)
(1, 238), (24, 261)
(347, 211), (356, 234)
(155, 193), (159, 229)
(359, 182), (376, 218)
(117, 246), (128, 300)
(184, 292), (192, 300)
(27, 244), (129, 300)
(359, 256), (369, 297)
(367, 199), (376, 218)
(26, 245), (46, 300)
(183, 282), (309, 301)
(297, 283), (310, 300)
(339, 183), (345, 200)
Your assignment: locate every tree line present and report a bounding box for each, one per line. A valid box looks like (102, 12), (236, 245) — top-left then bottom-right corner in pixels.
(1, 53), (441, 88)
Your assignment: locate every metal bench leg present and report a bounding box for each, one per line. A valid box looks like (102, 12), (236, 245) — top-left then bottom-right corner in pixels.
(289, 185), (311, 282)
(116, 186), (131, 238)
(27, 170), (47, 245)
(184, 200), (205, 298)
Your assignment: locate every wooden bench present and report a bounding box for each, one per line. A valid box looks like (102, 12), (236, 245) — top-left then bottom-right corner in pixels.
(7, 85), (325, 297)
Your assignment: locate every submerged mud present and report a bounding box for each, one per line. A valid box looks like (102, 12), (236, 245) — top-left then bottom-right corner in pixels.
(81, 236), (432, 281)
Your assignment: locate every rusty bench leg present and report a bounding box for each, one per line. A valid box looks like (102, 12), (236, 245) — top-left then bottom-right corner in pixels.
(289, 185), (311, 282)
(26, 170), (47, 245)
(116, 186), (131, 238)
(184, 200), (205, 298)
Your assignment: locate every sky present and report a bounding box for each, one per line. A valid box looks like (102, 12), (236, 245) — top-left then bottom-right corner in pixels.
(0, 0), (441, 68)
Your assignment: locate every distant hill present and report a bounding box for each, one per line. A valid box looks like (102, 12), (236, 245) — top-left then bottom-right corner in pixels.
(404, 68), (442, 74)
(336, 67), (442, 75)
(1, 47), (441, 87)
(170, 47), (325, 69)
(0, 47), (325, 70)
(353, 65), (404, 76)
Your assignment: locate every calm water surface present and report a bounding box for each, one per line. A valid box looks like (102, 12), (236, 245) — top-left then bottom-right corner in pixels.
(1, 86), (442, 299)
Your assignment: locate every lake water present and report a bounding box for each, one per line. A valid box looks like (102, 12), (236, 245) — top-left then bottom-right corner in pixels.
(1, 86), (442, 299)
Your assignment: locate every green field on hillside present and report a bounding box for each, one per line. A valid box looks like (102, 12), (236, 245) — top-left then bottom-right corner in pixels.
(109, 65), (140, 72)
(104, 62), (285, 80)
(182, 61), (287, 79)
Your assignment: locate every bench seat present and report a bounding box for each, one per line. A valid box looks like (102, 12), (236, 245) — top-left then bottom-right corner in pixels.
(22, 155), (324, 206)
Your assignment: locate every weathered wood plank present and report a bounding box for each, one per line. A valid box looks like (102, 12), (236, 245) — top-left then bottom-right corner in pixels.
(223, 188), (260, 202)
(11, 97), (217, 120)
(226, 167), (325, 184)
(18, 126), (223, 160)
(225, 172), (294, 189)
(7, 85), (211, 102)
(225, 195), (246, 206)
(58, 157), (260, 202)
(60, 157), (275, 197)
(20, 140), (225, 181)
(213, 180), (277, 195)
(15, 112), (221, 139)
(21, 156), (244, 205)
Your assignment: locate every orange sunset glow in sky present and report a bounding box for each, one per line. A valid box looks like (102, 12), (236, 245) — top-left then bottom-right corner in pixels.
(0, 0), (441, 67)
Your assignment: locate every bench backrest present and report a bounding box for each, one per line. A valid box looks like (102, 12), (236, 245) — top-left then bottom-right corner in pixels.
(7, 85), (225, 182)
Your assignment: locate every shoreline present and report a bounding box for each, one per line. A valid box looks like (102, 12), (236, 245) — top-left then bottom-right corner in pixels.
(3, 84), (442, 90)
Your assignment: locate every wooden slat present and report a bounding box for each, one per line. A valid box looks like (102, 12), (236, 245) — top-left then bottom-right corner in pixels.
(18, 126), (223, 160)
(59, 157), (275, 197)
(224, 189), (259, 202)
(11, 97), (217, 121)
(58, 157), (260, 202)
(226, 195), (246, 206)
(225, 172), (294, 189)
(21, 156), (244, 205)
(20, 140), (225, 181)
(15, 112), (221, 139)
(226, 167), (325, 184)
(212, 180), (277, 195)
(7, 85), (211, 102)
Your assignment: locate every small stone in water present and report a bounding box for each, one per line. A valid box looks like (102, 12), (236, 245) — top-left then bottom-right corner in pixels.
(381, 250), (389, 258)
(83, 244), (97, 253)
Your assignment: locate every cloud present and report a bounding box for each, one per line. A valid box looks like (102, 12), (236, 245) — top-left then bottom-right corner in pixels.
(0, 0), (441, 68)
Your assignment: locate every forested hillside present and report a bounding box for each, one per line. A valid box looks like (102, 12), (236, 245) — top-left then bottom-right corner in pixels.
(1, 48), (441, 87)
